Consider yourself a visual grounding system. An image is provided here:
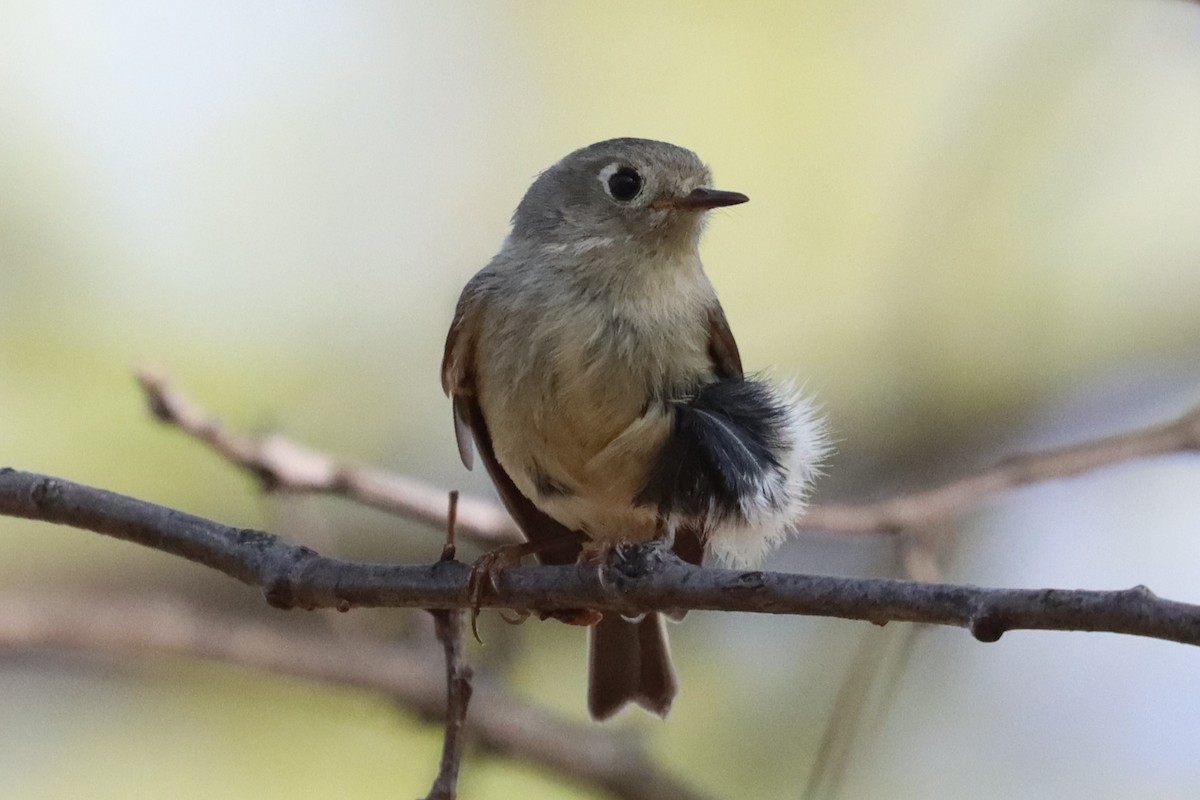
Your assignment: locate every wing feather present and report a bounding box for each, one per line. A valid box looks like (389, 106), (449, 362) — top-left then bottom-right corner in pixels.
(442, 292), (480, 469)
(442, 279), (585, 565)
(707, 302), (744, 380)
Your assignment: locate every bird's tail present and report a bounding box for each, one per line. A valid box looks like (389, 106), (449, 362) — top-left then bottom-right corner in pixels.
(588, 612), (677, 720)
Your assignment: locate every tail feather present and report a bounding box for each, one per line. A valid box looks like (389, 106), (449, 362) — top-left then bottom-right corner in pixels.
(588, 613), (677, 720)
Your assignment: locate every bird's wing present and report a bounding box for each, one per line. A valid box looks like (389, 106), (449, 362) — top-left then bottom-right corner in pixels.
(441, 283), (490, 471)
(442, 280), (586, 565)
(706, 302), (744, 380)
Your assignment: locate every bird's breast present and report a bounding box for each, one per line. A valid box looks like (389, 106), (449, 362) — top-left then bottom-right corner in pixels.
(522, 300), (711, 457)
(477, 275), (715, 537)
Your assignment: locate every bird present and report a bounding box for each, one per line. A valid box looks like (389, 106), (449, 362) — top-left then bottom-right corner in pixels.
(442, 138), (828, 720)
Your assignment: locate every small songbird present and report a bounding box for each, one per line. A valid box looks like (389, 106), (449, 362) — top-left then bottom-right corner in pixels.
(442, 138), (828, 720)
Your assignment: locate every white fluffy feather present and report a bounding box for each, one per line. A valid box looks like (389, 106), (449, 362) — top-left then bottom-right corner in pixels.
(703, 382), (831, 568)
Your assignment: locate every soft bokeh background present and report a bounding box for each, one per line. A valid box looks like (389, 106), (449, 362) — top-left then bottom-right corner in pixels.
(3, 1), (1200, 798)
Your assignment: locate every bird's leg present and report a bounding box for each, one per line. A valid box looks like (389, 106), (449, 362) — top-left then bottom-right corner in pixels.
(576, 539), (630, 595)
(468, 531), (602, 638)
(466, 540), (543, 641)
(467, 541), (540, 600)
(577, 539), (620, 566)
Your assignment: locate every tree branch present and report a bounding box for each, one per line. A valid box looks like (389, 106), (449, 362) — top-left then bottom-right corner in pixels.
(133, 370), (1200, 538)
(134, 368), (519, 548)
(423, 491), (474, 800)
(0, 592), (710, 800)
(425, 608), (473, 800)
(3, 468), (1199, 648)
(800, 404), (1200, 533)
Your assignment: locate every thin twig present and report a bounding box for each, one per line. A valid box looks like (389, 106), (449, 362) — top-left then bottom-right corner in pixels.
(425, 610), (473, 800)
(134, 370), (1200, 538)
(0, 592), (709, 800)
(134, 368), (519, 548)
(442, 491), (459, 563)
(2, 468), (1199, 648)
(798, 405), (1200, 534)
(424, 492), (472, 800)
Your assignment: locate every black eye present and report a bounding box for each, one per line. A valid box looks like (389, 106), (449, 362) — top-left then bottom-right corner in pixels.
(607, 166), (642, 202)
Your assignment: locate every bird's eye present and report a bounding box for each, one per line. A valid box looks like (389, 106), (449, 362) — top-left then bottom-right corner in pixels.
(606, 166), (642, 202)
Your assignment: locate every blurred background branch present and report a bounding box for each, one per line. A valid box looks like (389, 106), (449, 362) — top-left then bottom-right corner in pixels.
(134, 370), (1200, 540)
(799, 402), (1200, 534)
(135, 368), (520, 550)
(0, 591), (709, 800)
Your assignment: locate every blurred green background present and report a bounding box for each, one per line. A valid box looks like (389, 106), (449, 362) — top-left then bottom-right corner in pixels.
(3, 1), (1200, 798)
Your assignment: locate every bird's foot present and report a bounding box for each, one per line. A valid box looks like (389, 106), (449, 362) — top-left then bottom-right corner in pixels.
(582, 538), (677, 578)
(576, 540), (626, 591)
(539, 608), (604, 626)
(467, 542), (542, 642)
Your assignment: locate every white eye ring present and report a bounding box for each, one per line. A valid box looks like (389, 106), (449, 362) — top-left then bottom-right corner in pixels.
(598, 162), (643, 202)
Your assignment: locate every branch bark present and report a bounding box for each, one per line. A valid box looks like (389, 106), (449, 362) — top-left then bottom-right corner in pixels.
(3, 468), (1198, 648)
(0, 592), (709, 800)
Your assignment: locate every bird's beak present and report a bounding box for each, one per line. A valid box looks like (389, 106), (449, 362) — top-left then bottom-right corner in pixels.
(651, 188), (749, 211)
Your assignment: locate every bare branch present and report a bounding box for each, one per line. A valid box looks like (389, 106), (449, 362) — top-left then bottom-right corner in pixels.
(134, 371), (1200, 539)
(799, 405), (1200, 534)
(426, 506), (473, 800)
(424, 609), (473, 800)
(134, 368), (519, 548)
(0, 592), (709, 800)
(3, 468), (1199, 648)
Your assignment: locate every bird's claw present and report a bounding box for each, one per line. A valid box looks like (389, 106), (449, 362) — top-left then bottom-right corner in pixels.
(467, 545), (531, 643)
(540, 608), (604, 626)
(577, 540), (622, 590)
